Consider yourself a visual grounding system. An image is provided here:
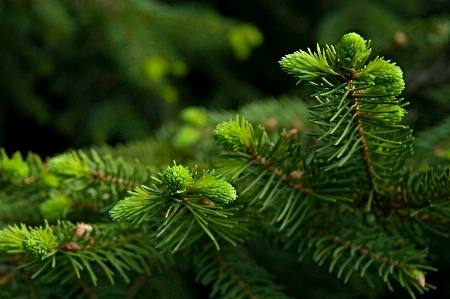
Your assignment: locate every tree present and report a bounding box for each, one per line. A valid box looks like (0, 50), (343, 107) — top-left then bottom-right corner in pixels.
(1, 32), (450, 299)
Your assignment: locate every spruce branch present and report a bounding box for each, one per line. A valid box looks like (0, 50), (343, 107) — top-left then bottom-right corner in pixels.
(412, 115), (450, 167)
(1, 26), (450, 298)
(194, 243), (293, 299)
(48, 149), (152, 189)
(0, 148), (154, 222)
(211, 32), (449, 298)
(0, 149), (58, 190)
(110, 163), (249, 251)
(0, 221), (171, 286)
(291, 224), (436, 296)
(213, 116), (354, 236)
(42, 149), (158, 216)
(0, 149), (29, 181)
(277, 32), (447, 297)
(280, 33), (412, 196)
(0, 150), (66, 224)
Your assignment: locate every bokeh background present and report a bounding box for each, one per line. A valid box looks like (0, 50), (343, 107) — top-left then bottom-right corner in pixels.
(1, 0), (450, 157)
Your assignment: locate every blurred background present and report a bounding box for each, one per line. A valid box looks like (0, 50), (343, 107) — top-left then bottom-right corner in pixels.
(1, 0), (449, 157)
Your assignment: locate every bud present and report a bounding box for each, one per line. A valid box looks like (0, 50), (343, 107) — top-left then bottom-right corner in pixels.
(409, 269), (426, 288)
(160, 165), (194, 195)
(40, 194), (72, 219)
(60, 242), (80, 252)
(393, 31), (408, 47)
(0, 150), (29, 179)
(213, 116), (252, 150)
(357, 58), (404, 96)
(75, 223), (93, 239)
(201, 179), (237, 204)
(336, 32), (371, 69)
(47, 152), (91, 178)
(22, 227), (58, 258)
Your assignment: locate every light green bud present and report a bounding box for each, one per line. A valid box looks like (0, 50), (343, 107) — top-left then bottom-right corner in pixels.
(357, 58), (404, 96)
(1, 151), (29, 179)
(201, 179), (237, 204)
(23, 227), (58, 258)
(47, 152), (91, 178)
(40, 194), (72, 219)
(173, 126), (202, 149)
(160, 165), (194, 195)
(336, 32), (371, 69)
(213, 116), (252, 151)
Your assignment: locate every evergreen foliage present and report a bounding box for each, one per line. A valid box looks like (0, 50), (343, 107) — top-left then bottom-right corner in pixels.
(0, 33), (450, 298)
(1, 9), (450, 299)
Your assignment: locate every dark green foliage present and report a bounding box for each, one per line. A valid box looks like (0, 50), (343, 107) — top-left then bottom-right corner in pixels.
(209, 32), (448, 298)
(1, 1), (450, 299)
(194, 243), (293, 299)
(0, 0), (263, 153)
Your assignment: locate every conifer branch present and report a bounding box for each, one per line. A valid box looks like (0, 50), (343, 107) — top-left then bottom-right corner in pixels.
(210, 249), (258, 299)
(348, 79), (378, 190)
(286, 218), (436, 298)
(213, 116), (354, 235)
(250, 135), (311, 194)
(208, 32), (449, 298)
(109, 164), (249, 251)
(0, 221), (172, 286)
(1, 28), (449, 298)
(194, 244), (292, 299)
(47, 150), (154, 189)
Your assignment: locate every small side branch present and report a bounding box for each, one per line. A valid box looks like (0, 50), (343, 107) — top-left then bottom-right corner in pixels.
(253, 154), (312, 194)
(210, 249), (258, 299)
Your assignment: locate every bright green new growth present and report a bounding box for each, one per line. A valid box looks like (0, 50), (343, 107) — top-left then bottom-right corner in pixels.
(357, 57), (405, 96)
(0, 224), (30, 254)
(279, 32), (404, 96)
(207, 179), (237, 204)
(279, 32), (411, 184)
(160, 165), (194, 195)
(189, 169), (237, 204)
(180, 106), (207, 126)
(109, 186), (163, 224)
(213, 115), (253, 151)
(0, 149), (29, 179)
(40, 194), (73, 219)
(1, 30), (450, 299)
(0, 221), (59, 259)
(110, 163), (242, 251)
(192, 173), (237, 204)
(22, 226), (58, 258)
(47, 151), (92, 179)
(278, 45), (336, 83)
(335, 32), (371, 69)
(197, 31), (446, 298)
